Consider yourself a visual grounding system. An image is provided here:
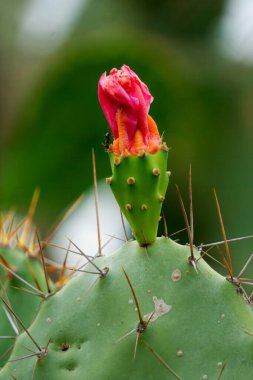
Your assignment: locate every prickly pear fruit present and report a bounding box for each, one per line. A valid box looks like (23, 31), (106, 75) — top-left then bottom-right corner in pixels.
(108, 149), (169, 245)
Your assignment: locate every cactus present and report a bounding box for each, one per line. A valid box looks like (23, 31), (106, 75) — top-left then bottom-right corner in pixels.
(0, 193), (55, 367)
(0, 238), (253, 379)
(107, 148), (169, 245)
(99, 65), (170, 246)
(0, 65), (253, 379)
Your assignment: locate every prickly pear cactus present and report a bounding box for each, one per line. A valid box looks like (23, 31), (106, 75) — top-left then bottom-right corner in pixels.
(0, 198), (54, 367)
(0, 65), (253, 380)
(0, 239), (253, 379)
(107, 148), (169, 245)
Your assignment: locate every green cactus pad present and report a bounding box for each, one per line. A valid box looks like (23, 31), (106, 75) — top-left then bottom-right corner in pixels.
(1, 238), (253, 379)
(0, 247), (53, 367)
(108, 149), (169, 246)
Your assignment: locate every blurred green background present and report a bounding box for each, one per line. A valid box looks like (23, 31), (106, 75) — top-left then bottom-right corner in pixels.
(0, 0), (253, 275)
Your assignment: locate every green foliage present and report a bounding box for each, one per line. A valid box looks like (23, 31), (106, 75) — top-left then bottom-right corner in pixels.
(0, 239), (252, 379)
(125, 0), (226, 38)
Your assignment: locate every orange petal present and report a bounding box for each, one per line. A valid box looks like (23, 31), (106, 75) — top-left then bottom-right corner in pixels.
(122, 149), (130, 158)
(130, 129), (146, 155)
(147, 115), (160, 140)
(112, 138), (120, 155)
(116, 110), (129, 153)
(147, 140), (159, 154)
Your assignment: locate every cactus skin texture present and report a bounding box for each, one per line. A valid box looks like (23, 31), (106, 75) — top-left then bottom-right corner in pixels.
(0, 238), (253, 379)
(108, 149), (169, 246)
(0, 246), (51, 367)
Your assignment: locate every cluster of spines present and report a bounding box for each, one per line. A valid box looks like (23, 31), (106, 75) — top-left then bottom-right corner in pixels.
(0, 190), (87, 366)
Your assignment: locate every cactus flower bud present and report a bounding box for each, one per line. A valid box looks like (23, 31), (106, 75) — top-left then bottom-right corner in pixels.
(98, 65), (160, 156)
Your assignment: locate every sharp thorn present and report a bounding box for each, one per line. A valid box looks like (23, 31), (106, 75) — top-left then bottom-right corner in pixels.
(188, 164), (194, 243)
(25, 256), (43, 293)
(42, 241), (94, 259)
(0, 279), (20, 334)
(0, 343), (15, 362)
(143, 341), (182, 380)
(19, 189), (40, 247)
(238, 253), (253, 277)
(162, 211), (168, 238)
(58, 241), (71, 287)
(197, 250), (226, 269)
(122, 267), (144, 324)
(2, 306), (19, 335)
(105, 234), (126, 242)
(11, 286), (41, 297)
(1, 296), (42, 352)
(36, 230), (51, 294)
(133, 333), (140, 360)
(0, 336), (17, 339)
(8, 352), (42, 363)
(175, 185), (194, 261)
(0, 261), (45, 298)
(66, 238), (105, 277)
(169, 227), (187, 238)
(213, 189), (233, 278)
(217, 363), (226, 380)
(189, 258), (198, 274)
(198, 234), (253, 249)
(115, 328), (136, 344)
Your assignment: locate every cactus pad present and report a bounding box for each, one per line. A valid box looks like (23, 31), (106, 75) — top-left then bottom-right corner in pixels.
(1, 238), (252, 379)
(108, 149), (169, 246)
(0, 246), (52, 367)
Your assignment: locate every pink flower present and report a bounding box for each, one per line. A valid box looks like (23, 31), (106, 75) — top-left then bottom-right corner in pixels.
(98, 65), (161, 156)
